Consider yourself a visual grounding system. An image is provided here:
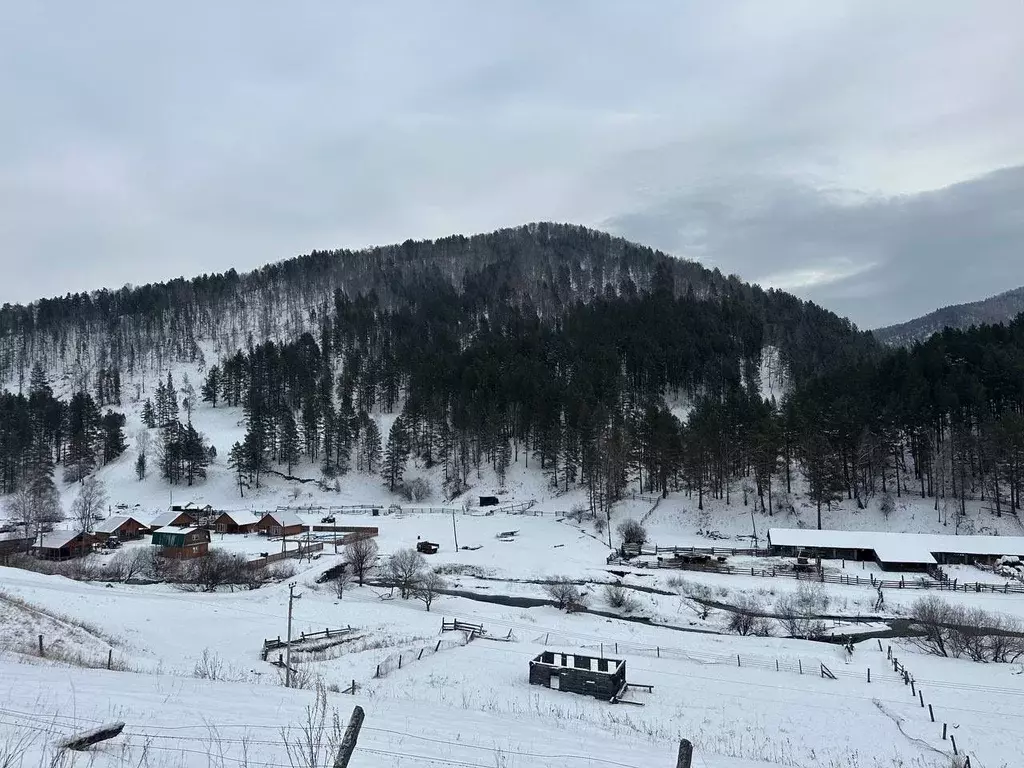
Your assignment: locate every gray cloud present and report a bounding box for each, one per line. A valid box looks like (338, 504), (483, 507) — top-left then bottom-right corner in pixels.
(606, 167), (1024, 328)
(1, 1), (1023, 323)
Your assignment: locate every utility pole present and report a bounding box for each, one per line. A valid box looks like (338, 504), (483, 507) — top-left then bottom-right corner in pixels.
(285, 583), (300, 687)
(451, 508), (459, 552)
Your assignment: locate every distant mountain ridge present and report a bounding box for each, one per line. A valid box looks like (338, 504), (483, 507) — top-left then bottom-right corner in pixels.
(873, 286), (1024, 345)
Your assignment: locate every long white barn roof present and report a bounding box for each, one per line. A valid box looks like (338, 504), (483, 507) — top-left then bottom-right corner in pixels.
(767, 528), (1024, 564)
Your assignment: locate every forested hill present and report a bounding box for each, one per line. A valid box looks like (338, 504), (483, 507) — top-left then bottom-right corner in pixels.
(874, 285), (1024, 346)
(0, 223), (870, 393)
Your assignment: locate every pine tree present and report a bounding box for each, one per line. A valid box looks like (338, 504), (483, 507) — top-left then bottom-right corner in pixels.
(228, 441), (248, 498)
(101, 410), (127, 464)
(201, 365), (220, 407)
(278, 408), (300, 474)
(182, 421), (209, 486)
(382, 415), (411, 492)
(142, 398), (157, 429)
(135, 451), (147, 481)
(359, 414), (382, 474)
(64, 391), (102, 483)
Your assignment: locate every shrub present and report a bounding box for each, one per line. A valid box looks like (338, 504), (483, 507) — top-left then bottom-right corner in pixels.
(545, 577), (588, 611)
(414, 570), (446, 611)
(397, 477), (432, 502)
(603, 583), (639, 613)
(775, 583), (829, 639)
(727, 595), (773, 636)
(616, 519), (647, 547)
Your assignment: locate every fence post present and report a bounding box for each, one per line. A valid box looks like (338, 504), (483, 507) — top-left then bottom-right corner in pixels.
(776, 660), (779, 672)
(38, 635), (43, 657)
(676, 739), (694, 768)
(435, 640), (442, 652)
(736, 654), (741, 668)
(950, 735), (958, 756)
(942, 723), (947, 740)
(398, 655), (402, 669)
(615, 643), (618, 654)
(657, 647), (660, 658)
(928, 704), (934, 722)
(332, 705), (364, 768)
(418, 649), (424, 660)
(910, 679), (915, 696)
(375, 664), (381, 678)
(918, 690), (924, 707)
(107, 649), (113, 670)
(798, 660), (802, 674)
(867, 668), (870, 683)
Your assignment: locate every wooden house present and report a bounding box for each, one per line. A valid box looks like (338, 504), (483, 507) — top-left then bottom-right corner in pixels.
(93, 515), (147, 541)
(151, 526), (210, 559)
(33, 531), (94, 561)
(255, 511), (306, 538)
(214, 511), (260, 534)
(148, 510), (199, 530)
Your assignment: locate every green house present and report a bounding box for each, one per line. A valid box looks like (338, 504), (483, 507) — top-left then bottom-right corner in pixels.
(151, 525), (210, 559)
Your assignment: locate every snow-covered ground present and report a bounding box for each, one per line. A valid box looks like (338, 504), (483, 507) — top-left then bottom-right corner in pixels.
(2, 359), (1023, 767)
(2, 502), (1023, 768)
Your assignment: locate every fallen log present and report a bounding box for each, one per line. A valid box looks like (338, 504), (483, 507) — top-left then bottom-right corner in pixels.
(58, 722), (125, 751)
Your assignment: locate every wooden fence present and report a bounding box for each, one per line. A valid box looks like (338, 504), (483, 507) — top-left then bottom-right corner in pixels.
(440, 618), (485, 636)
(246, 542), (323, 569)
(262, 626), (355, 660)
(619, 556), (1024, 593)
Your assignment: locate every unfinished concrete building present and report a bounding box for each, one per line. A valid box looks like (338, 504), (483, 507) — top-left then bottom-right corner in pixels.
(529, 651), (626, 700)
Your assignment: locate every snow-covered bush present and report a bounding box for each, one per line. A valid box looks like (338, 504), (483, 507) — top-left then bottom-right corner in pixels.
(545, 577), (588, 611)
(617, 519), (647, 547)
(603, 583), (639, 613)
(727, 595), (772, 636)
(775, 583), (829, 639)
(397, 477), (432, 502)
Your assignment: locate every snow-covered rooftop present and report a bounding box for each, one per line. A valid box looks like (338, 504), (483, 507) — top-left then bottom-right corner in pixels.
(93, 515), (143, 534)
(217, 511), (261, 526)
(36, 530), (85, 550)
(148, 511), (193, 528)
(768, 528), (1024, 563)
(262, 511), (305, 528)
(152, 526), (200, 536)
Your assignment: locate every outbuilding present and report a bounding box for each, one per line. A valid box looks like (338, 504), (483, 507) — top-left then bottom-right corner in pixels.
(529, 651), (626, 700)
(214, 511), (260, 534)
(151, 526), (210, 559)
(255, 511), (306, 538)
(767, 528), (1024, 572)
(33, 531), (93, 561)
(93, 515), (148, 542)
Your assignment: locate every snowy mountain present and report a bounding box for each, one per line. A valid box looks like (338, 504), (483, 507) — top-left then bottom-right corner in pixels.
(873, 285), (1024, 345)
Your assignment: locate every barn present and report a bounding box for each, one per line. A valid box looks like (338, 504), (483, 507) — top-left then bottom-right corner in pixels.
(93, 515), (147, 541)
(33, 531), (93, 561)
(148, 510), (199, 530)
(255, 511), (306, 538)
(529, 651), (626, 700)
(767, 528), (1024, 572)
(0, 534), (34, 563)
(151, 526), (210, 559)
(214, 511), (260, 534)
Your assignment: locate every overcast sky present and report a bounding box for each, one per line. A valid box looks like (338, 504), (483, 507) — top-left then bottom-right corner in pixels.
(2, 2), (1023, 328)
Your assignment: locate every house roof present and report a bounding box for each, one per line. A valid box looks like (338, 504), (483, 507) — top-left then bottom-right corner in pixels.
(149, 510), (195, 528)
(261, 511), (305, 529)
(217, 511), (261, 527)
(94, 515), (144, 534)
(153, 525), (200, 536)
(768, 528), (1024, 564)
(36, 530), (86, 550)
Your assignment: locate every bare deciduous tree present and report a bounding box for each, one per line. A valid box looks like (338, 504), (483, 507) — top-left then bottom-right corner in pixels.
(775, 583), (829, 639)
(727, 594), (773, 636)
(71, 475), (107, 534)
(385, 548), (426, 599)
(343, 537), (378, 587)
(616, 519), (647, 547)
(414, 570), (446, 612)
(333, 568), (354, 599)
(105, 547), (154, 582)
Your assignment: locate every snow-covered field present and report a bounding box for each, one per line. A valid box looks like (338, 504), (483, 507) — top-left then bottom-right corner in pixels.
(2, 503), (1023, 768)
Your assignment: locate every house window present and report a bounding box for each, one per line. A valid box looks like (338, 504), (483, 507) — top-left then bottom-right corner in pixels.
(272, 526), (281, 536)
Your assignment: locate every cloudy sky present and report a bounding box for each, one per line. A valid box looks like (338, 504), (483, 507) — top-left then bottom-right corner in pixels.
(2, 2), (1023, 328)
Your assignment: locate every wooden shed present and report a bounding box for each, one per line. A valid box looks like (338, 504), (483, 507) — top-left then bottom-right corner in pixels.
(33, 531), (94, 561)
(255, 511), (305, 538)
(529, 651), (626, 700)
(151, 526), (210, 559)
(93, 515), (147, 541)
